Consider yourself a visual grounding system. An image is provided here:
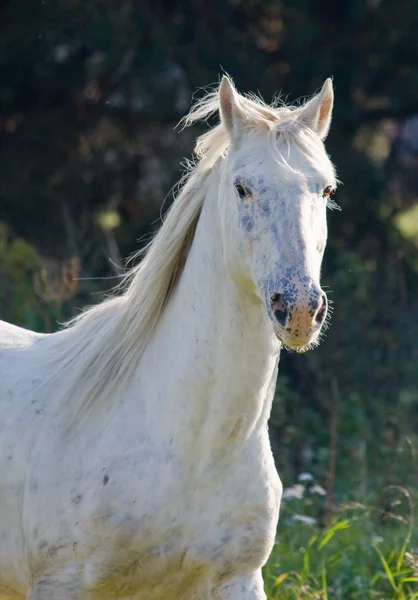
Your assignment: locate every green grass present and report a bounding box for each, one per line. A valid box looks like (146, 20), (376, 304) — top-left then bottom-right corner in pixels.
(264, 494), (418, 599)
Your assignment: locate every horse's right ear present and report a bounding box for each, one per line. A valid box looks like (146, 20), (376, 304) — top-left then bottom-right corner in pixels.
(219, 76), (246, 142)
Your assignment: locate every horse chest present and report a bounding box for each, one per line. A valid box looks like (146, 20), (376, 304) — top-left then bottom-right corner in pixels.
(74, 443), (281, 595)
(25, 416), (281, 597)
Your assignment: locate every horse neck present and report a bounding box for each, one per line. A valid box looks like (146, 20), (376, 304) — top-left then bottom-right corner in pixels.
(138, 168), (281, 452)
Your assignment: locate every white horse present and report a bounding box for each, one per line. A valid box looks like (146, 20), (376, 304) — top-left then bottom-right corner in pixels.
(0, 75), (337, 600)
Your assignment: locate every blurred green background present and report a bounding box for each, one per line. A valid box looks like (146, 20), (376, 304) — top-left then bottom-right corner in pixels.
(1, 1), (418, 596)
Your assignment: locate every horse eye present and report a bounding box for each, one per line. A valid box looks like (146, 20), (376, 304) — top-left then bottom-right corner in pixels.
(235, 183), (252, 199)
(322, 186), (334, 198)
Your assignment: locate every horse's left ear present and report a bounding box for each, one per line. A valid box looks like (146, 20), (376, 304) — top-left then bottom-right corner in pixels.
(299, 78), (334, 140)
(219, 76), (247, 142)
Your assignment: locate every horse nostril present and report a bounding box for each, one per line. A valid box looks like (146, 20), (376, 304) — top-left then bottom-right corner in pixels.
(275, 308), (288, 326)
(315, 295), (327, 324)
(271, 293), (288, 327)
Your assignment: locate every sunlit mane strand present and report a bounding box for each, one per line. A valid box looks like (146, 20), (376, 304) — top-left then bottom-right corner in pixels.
(36, 76), (331, 430)
(180, 81), (334, 179)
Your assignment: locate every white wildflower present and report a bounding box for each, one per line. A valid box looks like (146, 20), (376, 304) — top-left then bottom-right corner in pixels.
(292, 515), (317, 526)
(310, 484), (327, 496)
(298, 472), (314, 483)
(282, 484), (305, 500)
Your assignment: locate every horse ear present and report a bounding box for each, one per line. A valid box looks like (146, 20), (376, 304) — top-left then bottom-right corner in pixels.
(299, 78), (334, 140)
(219, 76), (246, 141)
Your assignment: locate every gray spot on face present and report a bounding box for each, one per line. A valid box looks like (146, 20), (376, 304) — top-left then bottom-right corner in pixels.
(271, 223), (279, 244)
(241, 215), (254, 232)
(259, 199), (270, 217)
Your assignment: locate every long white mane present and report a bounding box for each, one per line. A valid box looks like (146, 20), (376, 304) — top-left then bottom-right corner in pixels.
(38, 77), (330, 428)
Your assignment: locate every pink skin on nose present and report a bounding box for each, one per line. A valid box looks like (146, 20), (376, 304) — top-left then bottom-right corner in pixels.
(270, 292), (327, 344)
